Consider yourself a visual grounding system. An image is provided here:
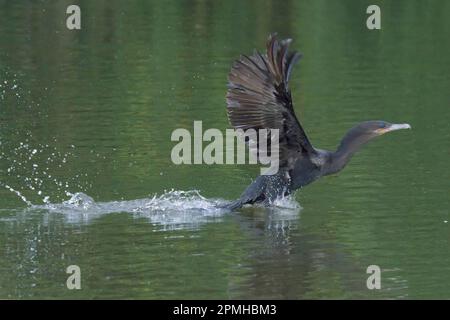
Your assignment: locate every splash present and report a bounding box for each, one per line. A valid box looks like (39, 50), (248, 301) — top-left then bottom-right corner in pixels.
(272, 195), (302, 210)
(1, 183), (32, 206)
(0, 70), (91, 205)
(0, 138), (90, 205)
(31, 190), (231, 230)
(2, 186), (302, 231)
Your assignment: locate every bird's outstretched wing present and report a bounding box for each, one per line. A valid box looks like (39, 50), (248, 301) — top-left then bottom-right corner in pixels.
(226, 34), (314, 170)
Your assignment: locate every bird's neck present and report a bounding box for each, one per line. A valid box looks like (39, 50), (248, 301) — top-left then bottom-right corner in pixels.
(326, 132), (372, 175)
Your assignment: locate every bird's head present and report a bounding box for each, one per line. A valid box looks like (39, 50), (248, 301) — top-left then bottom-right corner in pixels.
(337, 120), (411, 156)
(359, 120), (412, 136)
(329, 120), (412, 174)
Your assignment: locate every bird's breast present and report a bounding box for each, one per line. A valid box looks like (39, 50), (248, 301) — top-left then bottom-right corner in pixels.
(289, 157), (322, 190)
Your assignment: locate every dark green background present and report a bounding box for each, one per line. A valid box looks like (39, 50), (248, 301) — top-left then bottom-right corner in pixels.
(0, 0), (449, 298)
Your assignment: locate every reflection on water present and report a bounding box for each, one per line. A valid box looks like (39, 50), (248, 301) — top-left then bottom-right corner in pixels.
(1, 0), (450, 299)
(0, 192), (306, 299)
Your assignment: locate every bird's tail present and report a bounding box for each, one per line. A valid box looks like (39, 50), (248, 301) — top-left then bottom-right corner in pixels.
(217, 199), (244, 211)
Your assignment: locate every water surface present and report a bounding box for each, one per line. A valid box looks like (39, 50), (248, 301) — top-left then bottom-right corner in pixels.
(0, 0), (449, 299)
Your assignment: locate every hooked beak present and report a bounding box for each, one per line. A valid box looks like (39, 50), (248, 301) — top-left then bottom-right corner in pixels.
(387, 123), (412, 131)
(377, 123), (411, 135)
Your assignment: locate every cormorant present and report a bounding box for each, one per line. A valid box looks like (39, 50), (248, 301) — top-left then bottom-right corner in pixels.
(225, 34), (411, 210)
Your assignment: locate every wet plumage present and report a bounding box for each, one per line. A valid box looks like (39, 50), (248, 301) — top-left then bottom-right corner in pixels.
(225, 34), (411, 210)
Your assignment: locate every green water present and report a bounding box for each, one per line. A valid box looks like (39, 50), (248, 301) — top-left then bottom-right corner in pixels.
(0, 0), (449, 299)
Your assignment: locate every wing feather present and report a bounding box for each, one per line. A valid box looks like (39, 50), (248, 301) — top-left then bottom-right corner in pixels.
(226, 34), (314, 170)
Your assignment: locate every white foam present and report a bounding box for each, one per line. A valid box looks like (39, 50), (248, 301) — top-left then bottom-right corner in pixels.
(31, 190), (230, 230)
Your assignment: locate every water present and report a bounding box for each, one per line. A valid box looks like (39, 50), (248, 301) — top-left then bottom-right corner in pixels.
(1, 0), (449, 299)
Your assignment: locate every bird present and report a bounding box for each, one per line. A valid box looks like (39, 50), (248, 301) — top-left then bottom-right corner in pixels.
(225, 34), (411, 210)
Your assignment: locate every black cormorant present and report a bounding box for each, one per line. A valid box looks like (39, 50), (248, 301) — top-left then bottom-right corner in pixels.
(225, 34), (411, 209)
